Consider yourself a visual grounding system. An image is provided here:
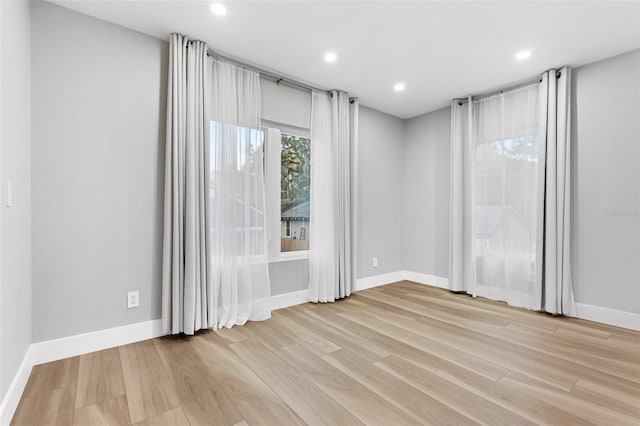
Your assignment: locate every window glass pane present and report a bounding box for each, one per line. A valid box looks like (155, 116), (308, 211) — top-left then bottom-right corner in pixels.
(210, 121), (266, 257)
(473, 135), (539, 293)
(280, 134), (310, 252)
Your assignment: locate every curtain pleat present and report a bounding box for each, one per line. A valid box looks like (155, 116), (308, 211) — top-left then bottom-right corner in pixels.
(162, 34), (210, 335)
(335, 91), (352, 299)
(309, 90), (356, 302)
(348, 98), (359, 297)
(449, 97), (475, 294)
(540, 67), (576, 316)
(309, 91), (336, 302)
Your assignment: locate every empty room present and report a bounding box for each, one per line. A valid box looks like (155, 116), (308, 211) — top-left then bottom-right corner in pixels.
(1, 0), (639, 424)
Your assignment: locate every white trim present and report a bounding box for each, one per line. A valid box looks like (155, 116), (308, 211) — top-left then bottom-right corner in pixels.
(30, 320), (164, 366)
(355, 271), (405, 291)
(269, 251), (310, 263)
(265, 127), (282, 261)
(576, 303), (640, 331)
(0, 346), (34, 426)
(260, 119), (310, 139)
(354, 270), (450, 292)
(403, 271), (450, 289)
(269, 289), (310, 311)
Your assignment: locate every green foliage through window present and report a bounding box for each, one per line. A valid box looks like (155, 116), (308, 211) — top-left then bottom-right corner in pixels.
(281, 134), (310, 202)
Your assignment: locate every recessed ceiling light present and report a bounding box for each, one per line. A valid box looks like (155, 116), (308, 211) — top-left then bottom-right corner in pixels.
(210, 3), (227, 16)
(394, 82), (405, 92)
(324, 52), (337, 63)
(515, 50), (531, 60)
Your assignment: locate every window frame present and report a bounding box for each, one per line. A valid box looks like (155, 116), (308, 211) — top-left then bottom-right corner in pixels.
(264, 126), (312, 263)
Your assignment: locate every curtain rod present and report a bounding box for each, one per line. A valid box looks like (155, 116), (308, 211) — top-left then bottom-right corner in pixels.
(454, 70), (562, 105)
(207, 48), (331, 95)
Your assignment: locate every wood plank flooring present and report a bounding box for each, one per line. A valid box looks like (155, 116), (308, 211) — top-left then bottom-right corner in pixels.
(12, 281), (640, 425)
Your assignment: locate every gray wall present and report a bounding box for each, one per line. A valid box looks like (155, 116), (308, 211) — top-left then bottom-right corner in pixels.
(0, 0), (32, 401)
(571, 49), (640, 313)
(269, 259), (309, 295)
(0, 1), (31, 400)
(357, 106), (405, 278)
(31, 1), (168, 342)
(262, 78), (311, 131)
(403, 107), (451, 277)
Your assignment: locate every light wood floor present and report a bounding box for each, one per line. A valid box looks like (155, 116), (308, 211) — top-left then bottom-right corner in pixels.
(12, 281), (640, 425)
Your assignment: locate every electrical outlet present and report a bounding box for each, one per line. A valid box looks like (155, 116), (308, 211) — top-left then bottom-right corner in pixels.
(127, 291), (139, 308)
(373, 257), (379, 268)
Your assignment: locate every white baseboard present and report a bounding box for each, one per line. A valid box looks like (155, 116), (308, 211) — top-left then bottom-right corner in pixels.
(270, 289), (309, 311)
(403, 271), (449, 289)
(30, 319), (164, 366)
(576, 303), (640, 331)
(355, 271), (405, 291)
(0, 346), (35, 426)
(355, 270), (449, 291)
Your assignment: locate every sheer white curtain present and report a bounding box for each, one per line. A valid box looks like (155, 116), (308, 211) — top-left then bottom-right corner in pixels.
(450, 71), (576, 315)
(472, 84), (541, 308)
(208, 59), (271, 328)
(450, 83), (541, 308)
(309, 90), (356, 302)
(450, 85), (541, 307)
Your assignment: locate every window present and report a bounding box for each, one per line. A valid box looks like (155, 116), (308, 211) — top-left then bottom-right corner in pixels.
(265, 128), (311, 259)
(209, 121), (268, 258)
(280, 133), (311, 252)
(465, 83), (541, 306)
(473, 134), (539, 301)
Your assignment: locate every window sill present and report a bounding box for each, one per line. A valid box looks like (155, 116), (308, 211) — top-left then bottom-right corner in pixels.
(269, 251), (310, 263)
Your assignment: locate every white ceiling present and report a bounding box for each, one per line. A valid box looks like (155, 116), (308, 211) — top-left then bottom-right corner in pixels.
(51, 0), (640, 119)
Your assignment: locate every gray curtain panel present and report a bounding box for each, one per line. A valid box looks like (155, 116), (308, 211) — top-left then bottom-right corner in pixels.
(538, 67), (576, 316)
(309, 90), (357, 302)
(334, 91), (356, 300)
(448, 96), (474, 294)
(161, 34), (211, 335)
